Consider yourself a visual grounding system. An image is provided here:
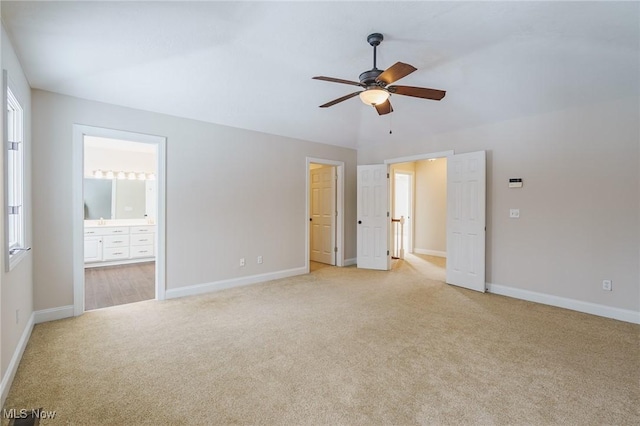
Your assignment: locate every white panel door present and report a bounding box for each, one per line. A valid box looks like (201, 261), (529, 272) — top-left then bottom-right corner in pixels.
(446, 151), (486, 292)
(310, 166), (336, 265)
(357, 165), (389, 270)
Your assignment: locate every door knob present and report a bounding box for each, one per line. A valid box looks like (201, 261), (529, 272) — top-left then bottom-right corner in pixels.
(310, 218), (312, 221)
(358, 220), (362, 224)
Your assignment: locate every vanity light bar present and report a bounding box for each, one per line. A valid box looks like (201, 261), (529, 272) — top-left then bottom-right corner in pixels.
(92, 170), (156, 180)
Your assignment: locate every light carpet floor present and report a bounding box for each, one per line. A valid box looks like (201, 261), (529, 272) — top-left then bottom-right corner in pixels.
(3, 255), (639, 425)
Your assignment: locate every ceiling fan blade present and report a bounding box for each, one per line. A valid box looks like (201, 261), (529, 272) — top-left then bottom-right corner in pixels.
(319, 91), (361, 108)
(374, 99), (393, 115)
(376, 62), (417, 85)
(313, 76), (364, 87)
(388, 85), (446, 101)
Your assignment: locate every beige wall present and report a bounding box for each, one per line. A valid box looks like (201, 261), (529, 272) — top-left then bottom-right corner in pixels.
(84, 146), (156, 177)
(414, 159), (447, 255)
(1, 25), (34, 380)
(32, 90), (357, 310)
(359, 97), (639, 312)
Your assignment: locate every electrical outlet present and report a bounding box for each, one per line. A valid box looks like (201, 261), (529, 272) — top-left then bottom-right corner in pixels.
(240, 258), (245, 267)
(257, 256), (263, 264)
(602, 280), (612, 291)
(509, 209), (520, 218)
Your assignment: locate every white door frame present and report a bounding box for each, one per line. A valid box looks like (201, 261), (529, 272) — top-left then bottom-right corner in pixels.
(72, 125), (167, 316)
(305, 158), (345, 271)
(309, 165), (336, 265)
(384, 151), (454, 166)
(392, 169), (415, 255)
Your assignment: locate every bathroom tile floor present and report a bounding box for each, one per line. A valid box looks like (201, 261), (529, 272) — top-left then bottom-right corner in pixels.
(84, 262), (155, 311)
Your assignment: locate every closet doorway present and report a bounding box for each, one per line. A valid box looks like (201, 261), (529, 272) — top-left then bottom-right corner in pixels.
(309, 164), (336, 266)
(72, 125), (166, 315)
(305, 158), (345, 271)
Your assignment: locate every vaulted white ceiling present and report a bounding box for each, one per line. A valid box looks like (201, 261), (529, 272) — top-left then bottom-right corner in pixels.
(2, 1), (638, 149)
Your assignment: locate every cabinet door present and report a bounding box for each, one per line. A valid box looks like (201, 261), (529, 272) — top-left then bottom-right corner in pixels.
(84, 237), (103, 262)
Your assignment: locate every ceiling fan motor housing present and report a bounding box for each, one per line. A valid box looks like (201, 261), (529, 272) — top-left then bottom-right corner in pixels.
(359, 69), (384, 86)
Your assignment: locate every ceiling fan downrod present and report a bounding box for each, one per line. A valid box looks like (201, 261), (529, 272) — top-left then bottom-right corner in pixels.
(367, 33), (384, 70)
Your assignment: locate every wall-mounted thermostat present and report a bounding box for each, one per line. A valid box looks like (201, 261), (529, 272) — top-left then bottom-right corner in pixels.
(509, 178), (523, 188)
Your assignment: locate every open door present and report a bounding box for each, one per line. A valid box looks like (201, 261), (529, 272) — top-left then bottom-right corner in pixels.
(357, 165), (389, 270)
(310, 165), (336, 265)
(446, 151), (486, 292)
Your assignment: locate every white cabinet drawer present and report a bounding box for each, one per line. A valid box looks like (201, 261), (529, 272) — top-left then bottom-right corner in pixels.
(130, 245), (154, 258)
(131, 233), (154, 246)
(84, 227), (130, 236)
(131, 226), (155, 234)
(103, 235), (130, 248)
(102, 247), (130, 261)
(83, 228), (103, 236)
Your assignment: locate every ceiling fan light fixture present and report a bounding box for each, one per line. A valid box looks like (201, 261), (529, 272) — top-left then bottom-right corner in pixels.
(359, 88), (389, 106)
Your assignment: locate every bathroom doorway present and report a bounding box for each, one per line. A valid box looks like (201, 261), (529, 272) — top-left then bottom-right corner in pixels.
(83, 137), (157, 310)
(72, 125), (166, 315)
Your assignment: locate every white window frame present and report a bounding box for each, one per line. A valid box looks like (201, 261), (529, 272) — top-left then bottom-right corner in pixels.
(3, 70), (27, 271)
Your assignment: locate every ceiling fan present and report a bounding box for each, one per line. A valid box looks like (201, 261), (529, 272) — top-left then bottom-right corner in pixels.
(313, 33), (446, 115)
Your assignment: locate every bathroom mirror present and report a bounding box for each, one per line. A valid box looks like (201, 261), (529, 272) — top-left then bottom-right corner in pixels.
(84, 178), (150, 220)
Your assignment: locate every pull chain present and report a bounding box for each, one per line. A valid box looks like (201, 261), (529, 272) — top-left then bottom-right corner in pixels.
(389, 112), (393, 135)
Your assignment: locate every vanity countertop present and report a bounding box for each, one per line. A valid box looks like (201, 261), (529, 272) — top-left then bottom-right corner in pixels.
(84, 220), (155, 228)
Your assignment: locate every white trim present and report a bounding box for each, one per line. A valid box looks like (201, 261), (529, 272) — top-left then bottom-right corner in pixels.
(305, 158), (345, 272)
(487, 283), (640, 324)
(1, 312), (34, 405)
(344, 258), (357, 266)
(384, 150), (454, 165)
(4, 71), (28, 273)
(72, 125), (167, 316)
(165, 267), (307, 300)
(34, 305), (75, 324)
(84, 258), (154, 268)
(391, 169), (415, 256)
(414, 248), (447, 258)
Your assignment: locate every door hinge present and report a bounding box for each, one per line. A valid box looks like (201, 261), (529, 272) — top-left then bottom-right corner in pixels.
(387, 173), (390, 178)
(8, 205), (20, 215)
(334, 247), (338, 253)
(387, 211), (389, 217)
(8, 141), (20, 151)
(387, 250), (390, 256)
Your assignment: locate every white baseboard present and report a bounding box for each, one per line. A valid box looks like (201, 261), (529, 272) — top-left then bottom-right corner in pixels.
(165, 267), (307, 300)
(84, 258), (154, 268)
(344, 258), (356, 266)
(414, 248), (447, 258)
(34, 305), (75, 324)
(487, 283), (640, 324)
(1, 312), (35, 405)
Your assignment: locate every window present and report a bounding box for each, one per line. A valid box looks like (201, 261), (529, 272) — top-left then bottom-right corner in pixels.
(5, 77), (26, 270)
